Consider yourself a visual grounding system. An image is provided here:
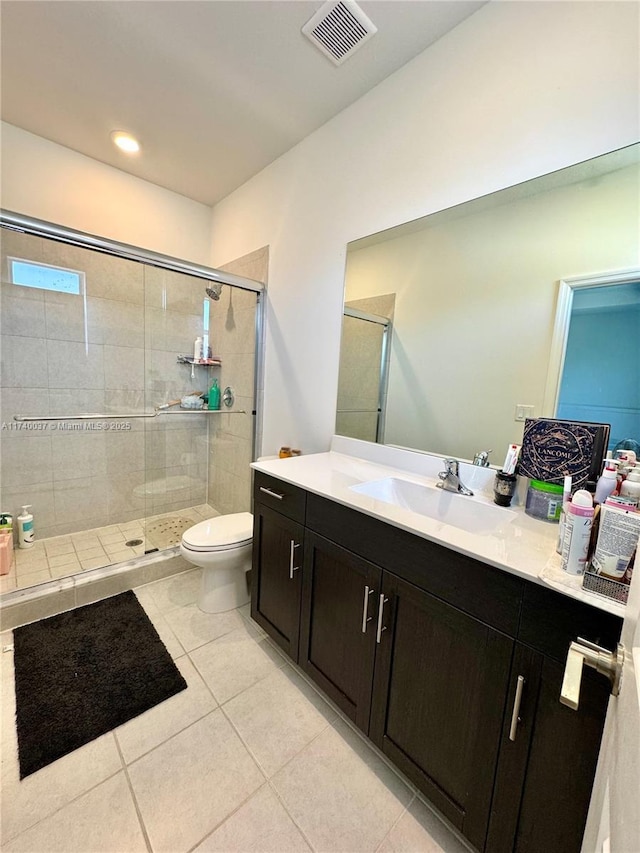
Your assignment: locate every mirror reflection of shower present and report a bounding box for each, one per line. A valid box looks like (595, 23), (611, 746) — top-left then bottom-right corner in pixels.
(206, 284), (223, 301)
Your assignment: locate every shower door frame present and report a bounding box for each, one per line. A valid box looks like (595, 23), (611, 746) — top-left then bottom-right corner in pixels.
(0, 210), (265, 598)
(338, 306), (392, 443)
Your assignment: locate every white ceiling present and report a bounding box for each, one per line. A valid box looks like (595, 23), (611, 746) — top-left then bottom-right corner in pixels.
(1, 1), (484, 206)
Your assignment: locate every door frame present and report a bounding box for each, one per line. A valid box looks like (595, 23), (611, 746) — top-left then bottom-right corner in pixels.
(542, 267), (640, 418)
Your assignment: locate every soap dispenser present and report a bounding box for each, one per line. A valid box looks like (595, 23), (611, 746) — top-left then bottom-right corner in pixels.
(208, 379), (221, 410)
(17, 505), (35, 549)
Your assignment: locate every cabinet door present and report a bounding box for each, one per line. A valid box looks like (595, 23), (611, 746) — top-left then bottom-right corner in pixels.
(370, 572), (514, 852)
(487, 644), (610, 853)
(250, 504), (304, 661)
(299, 532), (382, 733)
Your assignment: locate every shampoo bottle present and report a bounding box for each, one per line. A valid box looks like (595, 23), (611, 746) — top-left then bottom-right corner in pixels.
(208, 378), (221, 410)
(561, 490), (594, 575)
(17, 505), (34, 549)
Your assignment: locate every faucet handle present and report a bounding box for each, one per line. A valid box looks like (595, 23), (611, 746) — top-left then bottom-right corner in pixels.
(443, 458), (459, 474)
(473, 450), (492, 467)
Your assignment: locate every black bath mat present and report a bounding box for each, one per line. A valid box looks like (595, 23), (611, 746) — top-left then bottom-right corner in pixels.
(13, 590), (187, 778)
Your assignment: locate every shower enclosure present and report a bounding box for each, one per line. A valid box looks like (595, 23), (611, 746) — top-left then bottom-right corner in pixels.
(335, 302), (392, 443)
(0, 214), (263, 596)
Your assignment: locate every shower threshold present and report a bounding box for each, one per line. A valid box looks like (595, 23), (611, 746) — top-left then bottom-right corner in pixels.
(1, 504), (218, 594)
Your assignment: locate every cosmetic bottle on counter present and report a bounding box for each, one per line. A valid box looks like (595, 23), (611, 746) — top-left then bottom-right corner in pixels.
(620, 469), (640, 500)
(556, 476), (572, 554)
(594, 460), (619, 503)
(561, 490), (594, 575)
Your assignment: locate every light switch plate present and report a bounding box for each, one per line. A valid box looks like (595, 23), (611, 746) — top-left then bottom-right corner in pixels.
(515, 404), (535, 422)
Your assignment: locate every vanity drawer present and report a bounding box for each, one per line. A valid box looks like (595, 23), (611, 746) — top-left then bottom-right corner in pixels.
(253, 472), (307, 524)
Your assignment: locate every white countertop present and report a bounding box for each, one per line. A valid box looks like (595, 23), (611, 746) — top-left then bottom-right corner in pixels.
(252, 437), (625, 619)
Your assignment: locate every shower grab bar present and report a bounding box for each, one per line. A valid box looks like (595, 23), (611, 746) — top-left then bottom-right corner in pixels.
(13, 409), (246, 422)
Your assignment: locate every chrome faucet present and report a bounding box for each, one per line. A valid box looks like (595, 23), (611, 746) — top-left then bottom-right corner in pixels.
(473, 449), (492, 467)
(437, 458), (474, 496)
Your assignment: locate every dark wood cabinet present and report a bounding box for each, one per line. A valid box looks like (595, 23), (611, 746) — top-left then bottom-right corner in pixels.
(487, 644), (610, 853)
(251, 473), (622, 853)
(299, 531), (381, 732)
(370, 572), (514, 851)
(251, 503), (304, 661)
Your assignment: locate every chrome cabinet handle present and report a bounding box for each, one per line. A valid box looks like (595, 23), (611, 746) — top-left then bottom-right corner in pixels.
(259, 486), (284, 500)
(361, 585), (374, 633)
(509, 675), (526, 741)
(289, 540), (301, 579)
(376, 594), (389, 644)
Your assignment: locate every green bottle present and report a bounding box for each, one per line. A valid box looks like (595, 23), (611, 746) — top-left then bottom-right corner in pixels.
(208, 379), (221, 410)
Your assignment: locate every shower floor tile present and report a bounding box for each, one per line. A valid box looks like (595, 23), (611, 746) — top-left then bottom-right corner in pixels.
(3, 504), (219, 593)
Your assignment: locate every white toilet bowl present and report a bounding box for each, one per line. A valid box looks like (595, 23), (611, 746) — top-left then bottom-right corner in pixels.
(179, 512), (253, 614)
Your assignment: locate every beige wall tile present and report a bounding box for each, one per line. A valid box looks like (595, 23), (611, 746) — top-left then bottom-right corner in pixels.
(46, 340), (104, 389)
(1, 293), (47, 338)
(2, 335), (48, 388)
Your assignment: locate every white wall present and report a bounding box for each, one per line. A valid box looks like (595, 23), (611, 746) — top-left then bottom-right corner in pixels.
(1, 123), (212, 264)
(208, 1), (640, 456)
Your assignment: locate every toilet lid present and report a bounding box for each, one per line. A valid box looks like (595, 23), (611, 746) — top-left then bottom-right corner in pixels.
(182, 512), (253, 552)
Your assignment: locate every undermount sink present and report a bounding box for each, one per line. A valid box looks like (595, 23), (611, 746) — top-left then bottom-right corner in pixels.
(349, 477), (515, 535)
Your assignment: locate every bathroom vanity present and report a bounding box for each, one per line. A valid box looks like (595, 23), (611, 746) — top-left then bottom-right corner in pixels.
(250, 440), (624, 853)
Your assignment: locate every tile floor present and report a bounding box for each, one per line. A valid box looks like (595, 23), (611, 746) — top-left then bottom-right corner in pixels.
(0, 570), (471, 853)
(0, 505), (219, 594)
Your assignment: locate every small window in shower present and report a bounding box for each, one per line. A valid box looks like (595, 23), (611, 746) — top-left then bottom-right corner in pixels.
(8, 257), (84, 295)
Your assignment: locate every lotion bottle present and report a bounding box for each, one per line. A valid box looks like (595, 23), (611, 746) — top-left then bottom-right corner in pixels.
(17, 505), (34, 549)
(620, 469), (640, 500)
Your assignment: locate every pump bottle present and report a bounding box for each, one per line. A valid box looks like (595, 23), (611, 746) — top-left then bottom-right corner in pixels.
(17, 505), (34, 549)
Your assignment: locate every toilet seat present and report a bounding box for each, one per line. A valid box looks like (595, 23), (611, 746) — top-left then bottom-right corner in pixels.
(181, 512), (253, 553)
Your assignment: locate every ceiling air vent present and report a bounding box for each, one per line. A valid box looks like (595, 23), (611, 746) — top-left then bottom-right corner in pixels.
(302, 0), (377, 66)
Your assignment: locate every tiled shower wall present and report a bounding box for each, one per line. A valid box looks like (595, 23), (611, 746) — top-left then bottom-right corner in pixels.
(207, 247), (267, 515)
(0, 229), (258, 540)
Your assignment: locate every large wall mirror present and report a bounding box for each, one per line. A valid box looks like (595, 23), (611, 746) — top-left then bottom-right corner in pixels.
(337, 143), (640, 465)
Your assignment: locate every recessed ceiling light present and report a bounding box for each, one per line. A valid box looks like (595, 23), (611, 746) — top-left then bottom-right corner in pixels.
(111, 131), (140, 154)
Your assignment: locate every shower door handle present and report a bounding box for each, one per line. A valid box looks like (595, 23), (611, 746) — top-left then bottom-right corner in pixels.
(289, 541), (301, 579)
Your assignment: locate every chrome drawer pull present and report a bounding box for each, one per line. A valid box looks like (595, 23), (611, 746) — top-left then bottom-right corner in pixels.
(509, 675), (525, 741)
(259, 486), (284, 500)
(361, 585), (374, 633)
(376, 594), (389, 644)
(289, 540), (301, 579)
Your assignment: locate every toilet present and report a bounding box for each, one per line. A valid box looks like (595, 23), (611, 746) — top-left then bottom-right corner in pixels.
(179, 512), (253, 614)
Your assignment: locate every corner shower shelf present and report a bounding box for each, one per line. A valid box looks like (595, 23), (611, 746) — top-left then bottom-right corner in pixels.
(177, 355), (222, 367)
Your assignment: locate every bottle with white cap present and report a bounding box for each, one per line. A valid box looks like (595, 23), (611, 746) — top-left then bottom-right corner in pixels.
(620, 469), (640, 500)
(17, 505), (35, 549)
(594, 460), (619, 504)
(561, 489), (594, 575)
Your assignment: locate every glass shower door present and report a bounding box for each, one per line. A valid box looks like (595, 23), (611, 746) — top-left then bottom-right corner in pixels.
(141, 264), (214, 552)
